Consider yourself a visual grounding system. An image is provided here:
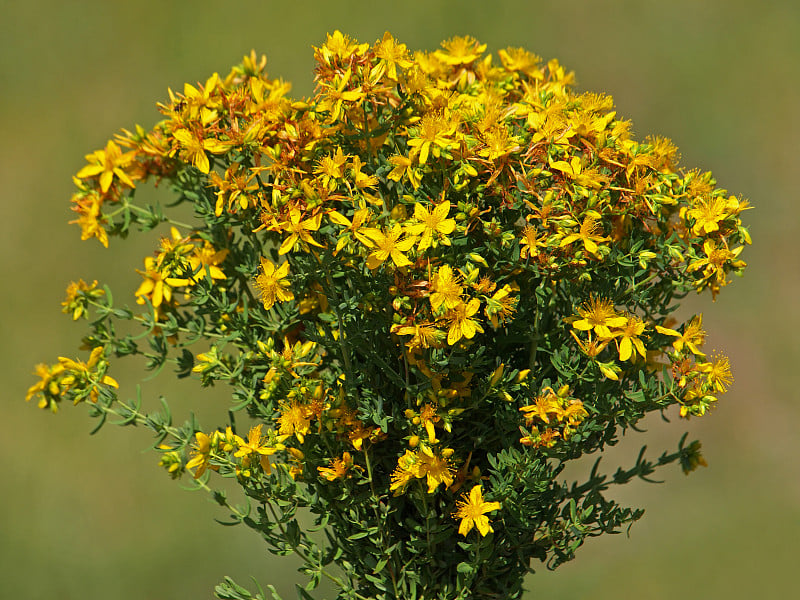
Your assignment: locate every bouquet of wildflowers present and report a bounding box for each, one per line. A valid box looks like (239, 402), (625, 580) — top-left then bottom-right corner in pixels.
(28, 31), (750, 599)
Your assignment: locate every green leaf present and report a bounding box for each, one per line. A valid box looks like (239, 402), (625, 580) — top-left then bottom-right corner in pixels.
(294, 584), (315, 600)
(175, 348), (194, 378)
(215, 576), (254, 600)
(457, 562), (476, 574)
(373, 557), (388, 574)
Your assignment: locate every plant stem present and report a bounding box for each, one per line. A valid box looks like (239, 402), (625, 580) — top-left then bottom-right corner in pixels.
(105, 196), (194, 230)
(311, 249), (357, 399)
(264, 503), (369, 599)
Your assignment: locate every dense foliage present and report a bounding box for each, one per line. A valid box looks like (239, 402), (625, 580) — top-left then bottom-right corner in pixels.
(28, 32), (750, 599)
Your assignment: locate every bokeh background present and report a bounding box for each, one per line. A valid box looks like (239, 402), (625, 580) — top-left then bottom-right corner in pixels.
(4, 1), (798, 598)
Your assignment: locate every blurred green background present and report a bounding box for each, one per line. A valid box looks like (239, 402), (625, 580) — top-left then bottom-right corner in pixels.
(4, 1), (798, 598)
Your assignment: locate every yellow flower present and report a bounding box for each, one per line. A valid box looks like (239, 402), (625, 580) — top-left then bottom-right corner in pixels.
(572, 296), (627, 339)
(209, 163), (259, 215)
(255, 257), (294, 310)
(559, 216), (609, 257)
(390, 321), (446, 350)
(373, 32), (413, 81)
(277, 399), (313, 443)
(328, 207), (374, 253)
(520, 386), (588, 441)
(406, 110), (458, 165)
(687, 239), (745, 298)
(276, 209), (324, 255)
(519, 225), (545, 260)
(405, 200), (456, 252)
(387, 154), (422, 189)
(484, 284), (518, 328)
(615, 315), (647, 361)
(563, 400), (589, 427)
(61, 279), (103, 320)
(318, 452), (354, 481)
(445, 298), (484, 345)
(233, 424), (280, 473)
(478, 126), (520, 161)
(520, 390), (563, 426)
(180, 72), (221, 118)
(317, 70), (366, 122)
(362, 225), (416, 270)
(135, 256), (188, 308)
(188, 242), (228, 282)
(26, 362), (66, 411)
(430, 265), (463, 312)
(76, 140), (137, 193)
(656, 315), (706, 356)
(315, 30), (369, 67)
(701, 353), (733, 393)
(520, 427), (563, 448)
(452, 485), (501, 536)
(685, 194), (734, 236)
(416, 449), (455, 493)
(154, 227), (195, 274)
(497, 47), (543, 78)
(418, 403), (440, 444)
(314, 148), (349, 191)
(69, 193), (109, 247)
(173, 128), (229, 174)
(389, 450), (419, 495)
(345, 420), (379, 451)
(186, 431), (213, 479)
(549, 155), (607, 189)
(57, 347), (119, 404)
(434, 35), (487, 66)
(569, 329), (610, 359)
(349, 156), (380, 193)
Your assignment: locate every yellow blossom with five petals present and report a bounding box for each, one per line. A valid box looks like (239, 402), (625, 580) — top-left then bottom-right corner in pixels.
(445, 298), (483, 345)
(277, 209), (324, 255)
(405, 200), (456, 252)
(452, 485), (501, 536)
(76, 140), (137, 193)
(615, 315), (647, 361)
(572, 296), (627, 339)
(430, 265), (463, 311)
(362, 225), (416, 270)
(255, 258), (294, 310)
(173, 128), (230, 174)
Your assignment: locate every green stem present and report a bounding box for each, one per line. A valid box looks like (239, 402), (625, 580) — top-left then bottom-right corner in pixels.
(87, 298), (227, 340)
(528, 307), (540, 371)
(361, 447), (400, 596)
(195, 477), (248, 520)
(105, 197), (194, 230)
(311, 250), (358, 399)
(94, 397), (183, 439)
(265, 503), (368, 599)
(420, 491), (433, 555)
(625, 270), (658, 296)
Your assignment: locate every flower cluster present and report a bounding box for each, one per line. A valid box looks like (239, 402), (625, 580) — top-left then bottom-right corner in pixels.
(26, 347), (117, 412)
(519, 385), (588, 448)
(28, 32), (750, 600)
